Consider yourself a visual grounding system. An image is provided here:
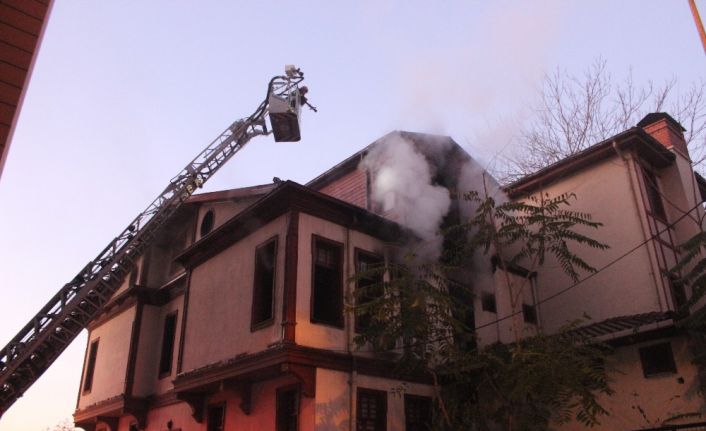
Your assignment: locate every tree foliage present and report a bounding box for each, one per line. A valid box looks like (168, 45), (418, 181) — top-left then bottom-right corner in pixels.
(500, 59), (706, 182)
(352, 190), (611, 430)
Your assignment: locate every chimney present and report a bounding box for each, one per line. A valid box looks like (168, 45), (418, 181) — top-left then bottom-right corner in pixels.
(637, 112), (689, 158)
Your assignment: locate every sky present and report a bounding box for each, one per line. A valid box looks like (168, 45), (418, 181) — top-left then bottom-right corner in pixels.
(0, 1), (704, 429)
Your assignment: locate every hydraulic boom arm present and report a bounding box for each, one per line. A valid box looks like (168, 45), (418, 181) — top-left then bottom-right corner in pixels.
(0, 67), (307, 416)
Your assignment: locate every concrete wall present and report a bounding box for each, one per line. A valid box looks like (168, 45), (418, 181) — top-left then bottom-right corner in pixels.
(495, 270), (539, 343)
(101, 374), (311, 431)
(558, 335), (703, 431)
(314, 369), (434, 431)
(78, 306), (136, 409)
(181, 215), (287, 371)
(295, 213), (387, 351)
(133, 295), (184, 398)
(520, 154), (665, 332)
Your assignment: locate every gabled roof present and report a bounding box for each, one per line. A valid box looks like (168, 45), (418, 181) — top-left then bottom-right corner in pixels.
(505, 128), (675, 198)
(306, 131), (472, 191)
(176, 180), (411, 268)
(187, 182), (277, 204)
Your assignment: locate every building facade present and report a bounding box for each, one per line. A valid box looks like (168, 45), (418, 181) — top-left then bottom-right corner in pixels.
(73, 118), (706, 431)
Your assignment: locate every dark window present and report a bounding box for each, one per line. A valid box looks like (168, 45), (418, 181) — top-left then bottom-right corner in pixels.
(207, 404), (225, 431)
(355, 250), (384, 333)
(481, 292), (497, 313)
(669, 276), (688, 309)
(639, 342), (677, 377)
(158, 312), (178, 377)
(311, 237), (344, 327)
(200, 210), (215, 237)
(404, 395), (432, 431)
(252, 238), (278, 328)
(277, 386), (299, 431)
(643, 169), (667, 220)
(522, 303), (537, 325)
(357, 388), (387, 431)
(83, 339), (99, 393)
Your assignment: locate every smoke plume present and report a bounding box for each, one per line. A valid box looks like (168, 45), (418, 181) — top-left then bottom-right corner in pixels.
(361, 134), (451, 261)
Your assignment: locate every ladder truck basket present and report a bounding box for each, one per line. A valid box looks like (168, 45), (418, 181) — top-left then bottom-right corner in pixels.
(268, 79), (302, 142)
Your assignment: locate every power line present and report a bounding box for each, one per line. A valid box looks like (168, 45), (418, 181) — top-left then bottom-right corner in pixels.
(347, 198), (705, 354)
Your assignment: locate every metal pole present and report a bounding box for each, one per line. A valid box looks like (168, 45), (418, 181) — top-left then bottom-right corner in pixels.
(689, 0), (706, 55)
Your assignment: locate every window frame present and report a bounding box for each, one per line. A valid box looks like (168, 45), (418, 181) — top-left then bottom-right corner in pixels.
(522, 303), (537, 325)
(404, 394), (432, 431)
(641, 167), (667, 221)
(251, 236), (279, 331)
(200, 209), (215, 237)
(158, 310), (179, 379)
(276, 384), (300, 431)
(310, 235), (345, 328)
(357, 387), (387, 431)
(354, 248), (385, 334)
(481, 292), (497, 313)
(639, 342), (678, 377)
(82, 338), (100, 394)
(206, 402), (226, 431)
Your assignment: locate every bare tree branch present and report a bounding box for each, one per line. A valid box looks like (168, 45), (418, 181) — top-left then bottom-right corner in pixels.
(499, 59), (706, 183)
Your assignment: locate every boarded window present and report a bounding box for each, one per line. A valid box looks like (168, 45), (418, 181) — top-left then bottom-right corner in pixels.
(481, 292), (497, 313)
(355, 250), (384, 333)
(404, 395), (432, 431)
(639, 342), (677, 377)
(83, 339), (99, 393)
(277, 386), (300, 431)
(522, 303), (537, 325)
(252, 238), (277, 328)
(357, 388), (387, 431)
(311, 237), (344, 327)
(207, 404), (225, 431)
(642, 169), (667, 220)
(158, 312), (178, 377)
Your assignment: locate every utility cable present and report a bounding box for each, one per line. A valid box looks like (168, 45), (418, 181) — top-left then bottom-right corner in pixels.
(345, 198), (705, 354)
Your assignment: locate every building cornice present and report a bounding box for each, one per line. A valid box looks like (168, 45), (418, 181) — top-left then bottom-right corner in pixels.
(505, 128), (675, 199)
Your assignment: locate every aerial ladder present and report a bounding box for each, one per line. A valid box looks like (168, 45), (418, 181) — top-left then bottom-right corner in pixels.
(0, 66), (312, 417)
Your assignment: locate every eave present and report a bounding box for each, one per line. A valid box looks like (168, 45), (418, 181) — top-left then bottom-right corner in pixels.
(174, 343), (431, 395)
(74, 395), (148, 431)
(505, 128), (675, 199)
(176, 181), (410, 269)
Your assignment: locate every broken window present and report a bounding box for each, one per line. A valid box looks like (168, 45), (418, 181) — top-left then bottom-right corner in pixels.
(252, 238), (278, 328)
(311, 236), (344, 327)
(276, 386), (300, 431)
(357, 388), (387, 431)
(83, 339), (99, 393)
(355, 249), (384, 333)
(404, 395), (432, 431)
(639, 342), (677, 377)
(642, 169), (667, 220)
(481, 292), (497, 313)
(200, 209), (215, 237)
(207, 403), (225, 431)
(522, 303), (537, 325)
(158, 311), (178, 377)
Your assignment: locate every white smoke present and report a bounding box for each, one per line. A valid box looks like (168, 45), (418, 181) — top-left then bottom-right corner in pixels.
(361, 134), (451, 261)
